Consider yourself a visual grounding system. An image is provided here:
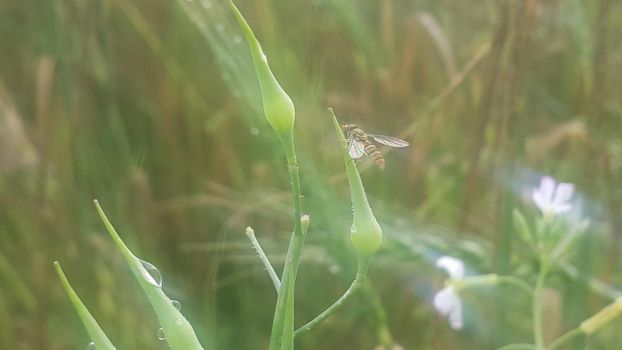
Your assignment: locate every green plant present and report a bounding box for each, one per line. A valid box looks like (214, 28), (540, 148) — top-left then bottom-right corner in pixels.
(54, 3), (391, 349)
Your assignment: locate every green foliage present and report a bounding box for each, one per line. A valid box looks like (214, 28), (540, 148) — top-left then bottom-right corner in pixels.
(95, 200), (204, 350)
(54, 261), (116, 350)
(1, 0), (621, 349)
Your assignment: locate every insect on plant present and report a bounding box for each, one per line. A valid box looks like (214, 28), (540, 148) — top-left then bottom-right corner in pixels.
(342, 124), (410, 169)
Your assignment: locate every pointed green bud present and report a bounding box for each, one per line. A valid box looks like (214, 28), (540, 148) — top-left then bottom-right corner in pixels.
(330, 108), (382, 257)
(301, 214), (310, 234)
(228, 1), (295, 142)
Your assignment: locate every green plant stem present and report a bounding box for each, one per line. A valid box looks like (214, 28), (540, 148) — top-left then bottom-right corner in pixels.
(496, 276), (534, 296)
(268, 136), (307, 350)
(545, 328), (583, 350)
(457, 274), (533, 296)
(533, 263), (549, 350)
(294, 257), (371, 337)
(245, 227), (280, 291)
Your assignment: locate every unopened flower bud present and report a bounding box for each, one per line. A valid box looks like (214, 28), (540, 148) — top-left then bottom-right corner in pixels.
(228, 1), (295, 141)
(330, 109), (382, 257)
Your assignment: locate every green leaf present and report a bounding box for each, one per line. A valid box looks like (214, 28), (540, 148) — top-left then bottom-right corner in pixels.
(94, 200), (204, 350)
(54, 261), (116, 350)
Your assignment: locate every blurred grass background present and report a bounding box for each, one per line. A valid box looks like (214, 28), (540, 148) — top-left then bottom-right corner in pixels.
(1, 0), (622, 349)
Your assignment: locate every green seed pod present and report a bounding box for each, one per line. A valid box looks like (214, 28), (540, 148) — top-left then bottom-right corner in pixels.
(228, 1), (295, 142)
(330, 109), (383, 257)
(350, 211), (383, 258)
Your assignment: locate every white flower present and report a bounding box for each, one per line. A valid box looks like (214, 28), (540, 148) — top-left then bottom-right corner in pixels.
(433, 285), (463, 329)
(531, 176), (575, 215)
(436, 256), (464, 279)
(433, 256), (464, 330)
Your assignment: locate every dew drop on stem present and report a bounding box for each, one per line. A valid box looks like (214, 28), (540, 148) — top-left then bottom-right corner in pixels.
(172, 299), (181, 311)
(87, 341), (96, 349)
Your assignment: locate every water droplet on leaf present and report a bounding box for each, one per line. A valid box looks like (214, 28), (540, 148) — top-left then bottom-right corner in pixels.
(157, 327), (166, 340)
(138, 259), (162, 288)
(172, 299), (181, 311)
(87, 341), (96, 350)
(233, 35), (242, 44)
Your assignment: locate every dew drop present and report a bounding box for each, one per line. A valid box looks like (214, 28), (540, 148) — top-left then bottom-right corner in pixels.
(87, 341), (96, 350)
(201, 0), (212, 9)
(171, 299), (181, 311)
(157, 327), (166, 341)
(249, 127), (259, 136)
(138, 259), (162, 288)
(216, 23), (225, 32)
(233, 35), (242, 44)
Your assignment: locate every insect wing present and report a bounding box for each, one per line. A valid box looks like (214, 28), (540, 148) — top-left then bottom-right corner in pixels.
(371, 135), (410, 148)
(347, 139), (366, 159)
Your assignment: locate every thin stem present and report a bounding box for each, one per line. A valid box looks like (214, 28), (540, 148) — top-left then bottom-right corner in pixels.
(533, 264), (549, 350)
(458, 274), (533, 297)
(268, 136), (307, 350)
(294, 257), (371, 337)
(496, 276), (534, 296)
(545, 328), (583, 350)
(560, 263), (621, 302)
(245, 227), (280, 291)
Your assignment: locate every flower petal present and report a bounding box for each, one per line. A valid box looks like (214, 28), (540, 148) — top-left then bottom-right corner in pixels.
(531, 188), (549, 213)
(436, 256), (465, 279)
(532, 176), (555, 213)
(448, 297), (463, 330)
(433, 286), (456, 316)
(539, 176), (556, 202)
(433, 286), (463, 330)
(552, 183), (574, 208)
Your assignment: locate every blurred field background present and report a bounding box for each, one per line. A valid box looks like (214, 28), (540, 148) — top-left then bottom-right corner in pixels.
(1, 0), (622, 349)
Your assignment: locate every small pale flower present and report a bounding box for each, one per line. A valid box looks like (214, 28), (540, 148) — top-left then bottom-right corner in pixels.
(433, 285), (463, 329)
(531, 176), (575, 215)
(436, 256), (464, 279)
(433, 256), (465, 330)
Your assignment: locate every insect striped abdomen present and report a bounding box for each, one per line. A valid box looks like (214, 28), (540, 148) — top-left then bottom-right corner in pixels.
(363, 140), (385, 169)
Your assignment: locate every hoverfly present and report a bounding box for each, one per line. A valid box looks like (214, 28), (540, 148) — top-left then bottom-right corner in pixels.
(342, 124), (409, 169)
